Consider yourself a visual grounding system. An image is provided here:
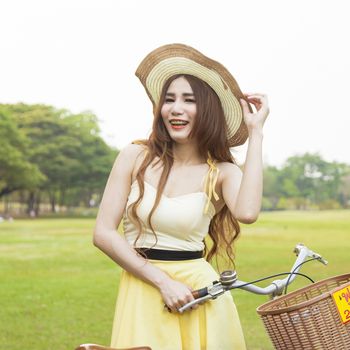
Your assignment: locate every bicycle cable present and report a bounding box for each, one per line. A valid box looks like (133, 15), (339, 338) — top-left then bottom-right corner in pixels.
(231, 271), (314, 291)
(283, 257), (319, 295)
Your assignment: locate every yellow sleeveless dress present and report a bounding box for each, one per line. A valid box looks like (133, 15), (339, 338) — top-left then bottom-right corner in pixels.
(110, 161), (247, 350)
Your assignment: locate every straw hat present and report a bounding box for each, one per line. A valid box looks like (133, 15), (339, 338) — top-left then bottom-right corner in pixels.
(135, 43), (249, 147)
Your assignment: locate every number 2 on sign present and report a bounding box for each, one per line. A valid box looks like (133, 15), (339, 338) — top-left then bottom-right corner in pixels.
(345, 309), (350, 320)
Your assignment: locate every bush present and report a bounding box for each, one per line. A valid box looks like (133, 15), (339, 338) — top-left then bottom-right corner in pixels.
(318, 199), (342, 210)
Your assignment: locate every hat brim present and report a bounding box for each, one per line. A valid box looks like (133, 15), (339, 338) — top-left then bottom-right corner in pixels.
(135, 43), (248, 147)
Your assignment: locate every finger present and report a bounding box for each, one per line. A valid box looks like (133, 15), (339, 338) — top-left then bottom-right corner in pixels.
(242, 99), (259, 113)
(245, 96), (263, 104)
(175, 293), (195, 312)
(247, 99), (262, 107)
(245, 93), (267, 100)
(165, 298), (182, 313)
(176, 298), (190, 312)
(246, 96), (268, 105)
(246, 95), (268, 110)
(164, 301), (178, 313)
(240, 98), (250, 115)
(245, 98), (262, 105)
(181, 293), (194, 306)
(246, 95), (267, 101)
(170, 304), (179, 313)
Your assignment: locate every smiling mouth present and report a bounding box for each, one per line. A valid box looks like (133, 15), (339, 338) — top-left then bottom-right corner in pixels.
(169, 119), (189, 126)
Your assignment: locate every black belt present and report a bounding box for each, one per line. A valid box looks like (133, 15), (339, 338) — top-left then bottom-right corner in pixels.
(136, 248), (203, 261)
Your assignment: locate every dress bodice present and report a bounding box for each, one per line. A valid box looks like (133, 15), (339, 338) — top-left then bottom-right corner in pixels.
(123, 180), (216, 251)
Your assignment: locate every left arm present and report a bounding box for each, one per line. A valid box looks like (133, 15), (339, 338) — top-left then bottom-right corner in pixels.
(222, 93), (269, 223)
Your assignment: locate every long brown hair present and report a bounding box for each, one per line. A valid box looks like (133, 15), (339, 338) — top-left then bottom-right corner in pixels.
(129, 74), (241, 268)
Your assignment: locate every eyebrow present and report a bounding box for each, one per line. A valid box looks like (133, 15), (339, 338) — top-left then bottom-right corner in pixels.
(165, 92), (195, 97)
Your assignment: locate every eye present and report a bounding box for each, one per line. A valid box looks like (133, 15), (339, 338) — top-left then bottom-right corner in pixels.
(185, 98), (196, 103)
(164, 98), (174, 103)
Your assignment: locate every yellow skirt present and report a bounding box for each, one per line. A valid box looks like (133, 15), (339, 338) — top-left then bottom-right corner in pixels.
(110, 258), (246, 350)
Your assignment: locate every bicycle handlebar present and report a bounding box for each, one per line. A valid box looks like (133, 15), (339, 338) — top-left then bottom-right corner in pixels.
(179, 243), (327, 313)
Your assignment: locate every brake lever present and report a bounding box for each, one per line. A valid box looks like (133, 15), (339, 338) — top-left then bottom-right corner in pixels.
(178, 270), (238, 313)
(294, 243), (328, 265)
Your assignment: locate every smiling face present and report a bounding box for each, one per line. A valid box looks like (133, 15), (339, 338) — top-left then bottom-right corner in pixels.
(160, 76), (197, 144)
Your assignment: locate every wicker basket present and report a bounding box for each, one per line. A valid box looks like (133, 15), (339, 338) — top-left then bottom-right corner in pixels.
(256, 273), (350, 350)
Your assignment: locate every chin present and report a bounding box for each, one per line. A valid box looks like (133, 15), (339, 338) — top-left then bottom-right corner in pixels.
(171, 136), (194, 145)
(167, 131), (188, 141)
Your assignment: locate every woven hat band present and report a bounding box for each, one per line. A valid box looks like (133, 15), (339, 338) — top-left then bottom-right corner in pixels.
(146, 57), (242, 139)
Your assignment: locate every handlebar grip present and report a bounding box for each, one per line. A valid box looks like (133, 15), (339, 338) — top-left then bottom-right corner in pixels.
(192, 287), (208, 299)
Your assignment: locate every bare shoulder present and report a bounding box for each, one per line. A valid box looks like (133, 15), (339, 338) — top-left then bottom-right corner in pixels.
(114, 143), (149, 183)
(217, 161), (242, 182)
(118, 143), (147, 160)
(109, 143), (143, 175)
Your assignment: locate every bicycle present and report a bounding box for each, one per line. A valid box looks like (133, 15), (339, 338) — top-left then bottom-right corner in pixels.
(76, 243), (350, 350)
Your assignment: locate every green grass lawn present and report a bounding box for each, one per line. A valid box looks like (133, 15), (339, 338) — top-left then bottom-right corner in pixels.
(1, 210), (349, 350)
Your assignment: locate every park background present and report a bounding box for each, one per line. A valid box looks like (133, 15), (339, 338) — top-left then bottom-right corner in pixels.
(1, 0), (350, 349)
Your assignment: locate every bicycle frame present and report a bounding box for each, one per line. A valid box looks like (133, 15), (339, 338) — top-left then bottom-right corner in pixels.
(178, 243), (327, 313)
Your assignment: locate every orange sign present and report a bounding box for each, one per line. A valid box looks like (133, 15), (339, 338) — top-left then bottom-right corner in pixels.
(332, 284), (350, 324)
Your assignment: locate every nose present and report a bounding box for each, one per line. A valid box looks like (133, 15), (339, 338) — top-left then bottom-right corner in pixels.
(170, 99), (184, 116)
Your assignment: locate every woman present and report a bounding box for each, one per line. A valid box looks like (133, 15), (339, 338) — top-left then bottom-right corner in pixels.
(93, 44), (269, 350)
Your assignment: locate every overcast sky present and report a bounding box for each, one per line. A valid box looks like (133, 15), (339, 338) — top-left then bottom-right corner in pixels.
(1, 0), (349, 166)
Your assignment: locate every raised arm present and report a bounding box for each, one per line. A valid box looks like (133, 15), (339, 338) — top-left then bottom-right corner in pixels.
(222, 93), (269, 224)
(93, 143), (196, 312)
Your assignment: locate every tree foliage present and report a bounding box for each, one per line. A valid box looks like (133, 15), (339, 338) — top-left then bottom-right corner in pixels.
(263, 153), (350, 210)
(0, 103), (116, 214)
(0, 107), (45, 197)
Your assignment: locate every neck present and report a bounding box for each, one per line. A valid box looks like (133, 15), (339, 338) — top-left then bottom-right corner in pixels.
(172, 141), (205, 166)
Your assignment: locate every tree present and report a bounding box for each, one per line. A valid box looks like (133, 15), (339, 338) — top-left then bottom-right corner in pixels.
(1, 103), (116, 214)
(262, 165), (281, 209)
(58, 112), (116, 207)
(263, 153), (350, 209)
(0, 107), (45, 199)
(338, 173), (350, 208)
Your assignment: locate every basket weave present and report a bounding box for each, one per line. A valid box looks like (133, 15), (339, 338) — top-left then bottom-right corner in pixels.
(256, 273), (350, 350)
